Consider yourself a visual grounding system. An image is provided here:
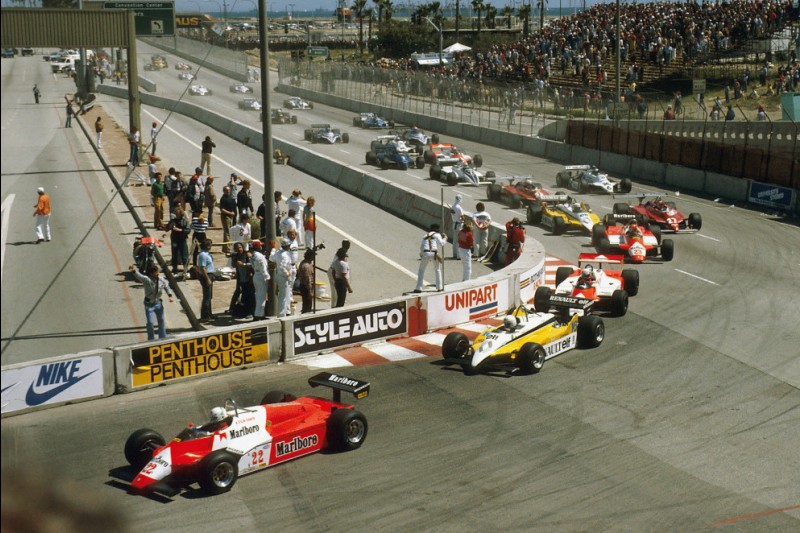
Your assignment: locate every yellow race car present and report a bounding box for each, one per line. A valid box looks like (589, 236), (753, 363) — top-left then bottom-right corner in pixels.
(441, 297), (605, 375)
(526, 195), (601, 235)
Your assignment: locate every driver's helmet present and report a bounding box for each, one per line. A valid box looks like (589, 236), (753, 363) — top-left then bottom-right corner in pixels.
(209, 406), (226, 422)
(581, 265), (594, 278)
(503, 315), (517, 330)
(524, 179), (534, 188)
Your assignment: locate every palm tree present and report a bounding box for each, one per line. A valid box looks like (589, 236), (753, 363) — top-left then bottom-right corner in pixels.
(501, 5), (514, 29)
(471, 0), (484, 34)
(353, 0), (368, 54)
(484, 3), (497, 30)
(518, 3), (531, 37)
(374, 0), (385, 30)
(538, 0), (547, 32)
(430, 1), (444, 28)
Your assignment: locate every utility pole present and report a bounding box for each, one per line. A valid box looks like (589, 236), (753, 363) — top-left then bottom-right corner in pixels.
(258, 0), (276, 315)
(338, 0), (346, 61)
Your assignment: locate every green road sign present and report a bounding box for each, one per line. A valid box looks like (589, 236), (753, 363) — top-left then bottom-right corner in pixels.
(307, 46), (329, 58)
(104, 1), (175, 37)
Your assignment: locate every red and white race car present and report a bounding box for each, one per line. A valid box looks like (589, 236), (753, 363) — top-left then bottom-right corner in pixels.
(534, 253), (639, 316)
(423, 143), (483, 168)
(592, 214), (675, 263)
(613, 194), (702, 233)
(123, 372), (369, 496)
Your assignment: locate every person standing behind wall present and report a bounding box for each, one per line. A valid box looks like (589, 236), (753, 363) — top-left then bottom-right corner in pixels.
(415, 224), (446, 292)
(94, 117), (104, 148)
(129, 263), (174, 340)
(237, 179), (254, 223)
(150, 121), (158, 156)
(128, 127), (140, 167)
(505, 217), (525, 266)
(200, 136), (215, 175)
(303, 196), (316, 250)
(331, 248), (353, 308)
(450, 194), (464, 259)
(458, 221), (474, 281)
(151, 172), (166, 230)
(472, 202), (492, 257)
(251, 240), (270, 320)
(33, 187), (51, 244)
(64, 98), (73, 128)
(197, 239), (216, 322)
(204, 176), (217, 227)
(327, 239), (350, 306)
(219, 186), (237, 254)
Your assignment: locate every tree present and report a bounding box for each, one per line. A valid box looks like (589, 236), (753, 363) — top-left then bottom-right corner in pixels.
(375, 20), (436, 57)
(455, 0), (461, 40)
(518, 3), (531, 37)
(42, 0), (78, 6)
(538, 0), (547, 32)
(471, 0), (484, 34)
(484, 3), (497, 30)
(353, 0), (368, 54)
(501, 5), (514, 29)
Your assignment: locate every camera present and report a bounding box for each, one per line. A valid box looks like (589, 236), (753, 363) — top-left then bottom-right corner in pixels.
(313, 243), (326, 252)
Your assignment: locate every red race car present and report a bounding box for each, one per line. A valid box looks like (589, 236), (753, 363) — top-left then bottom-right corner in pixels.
(122, 372), (369, 496)
(534, 253), (639, 316)
(612, 194), (702, 233)
(486, 176), (563, 210)
(592, 214), (675, 263)
(423, 143), (482, 168)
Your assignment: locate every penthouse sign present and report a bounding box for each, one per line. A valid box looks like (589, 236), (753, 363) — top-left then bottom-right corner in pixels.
(130, 329), (269, 387)
(293, 302), (407, 355)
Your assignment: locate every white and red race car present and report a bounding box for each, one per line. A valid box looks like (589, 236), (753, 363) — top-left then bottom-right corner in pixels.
(534, 253), (639, 316)
(123, 372), (369, 496)
(423, 143), (483, 168)
(593, 214), (675, 263)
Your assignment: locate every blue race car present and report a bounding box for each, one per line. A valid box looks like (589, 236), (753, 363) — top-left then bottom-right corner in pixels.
(353, 112), (394, 129)
(365, 136), (424, 170)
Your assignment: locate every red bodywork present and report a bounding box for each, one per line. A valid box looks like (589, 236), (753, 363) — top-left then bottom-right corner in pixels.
(629, 202), (687, 232)
(600, 226), (660, 263)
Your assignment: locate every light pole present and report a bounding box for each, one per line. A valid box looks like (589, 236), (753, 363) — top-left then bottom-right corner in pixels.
(425, 16), (443, 70)
(338, 0), (346, 61)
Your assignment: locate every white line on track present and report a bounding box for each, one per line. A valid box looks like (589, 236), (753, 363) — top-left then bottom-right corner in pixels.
(1, 194), (14, 285)
(338, 149), (351, 154)
(405, 172), (424, 180)
(143, 109), (419, 281)
(674, 269), (720, 286)
(695, 233), (721, 242)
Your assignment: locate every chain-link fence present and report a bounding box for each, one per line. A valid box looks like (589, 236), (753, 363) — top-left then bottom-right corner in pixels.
(141, 35), (251, 80)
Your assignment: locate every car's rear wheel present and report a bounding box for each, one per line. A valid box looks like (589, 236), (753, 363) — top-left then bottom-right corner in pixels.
(597, 237), (612, 254)
(304, 129), (312, 141)
(619, 178), (633, 193)
(261, 390), (297, 404)
(533, 286), (552, 312)
(442, 332), (470, 359)
(661, 239), (675, 261)
(429, 165), (441, 180)
(199, 451), (239, 495)
(124, 429), (166, 470)
(473, 154), (483, 168)
(415, 157), (425, 169)
(327, 408), (368, 451)
(688, 213), (702, 230)
(610, 289), (629, 316)
(577, 315), (605, 348)
(424, 150), (434, 165)
(555, 266), (574, 287)
(511, 194), (522, 209)
(381, 158), (390, 170)
(518, 343), (546, 375)
(556, 173), (566, 187)
(366, 151), (377, 165)
(446, 172), (458, 186)
(613, 203), (630, 215)
(591, 224), (606, 246)
(431, 134), (440, 144)
(527, 204), (542, 225)
(552, 216), (567, 235)
(342, 133), (350, 144)
(487, 184), (500, 201)
(291, 115), (297, 124)
(621, 269), (639, 296)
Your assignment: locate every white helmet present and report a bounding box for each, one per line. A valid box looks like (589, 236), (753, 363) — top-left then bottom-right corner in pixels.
(582, 265), (594, 277)
(209, 406), (226, 422)
(503, 315), (517, 330)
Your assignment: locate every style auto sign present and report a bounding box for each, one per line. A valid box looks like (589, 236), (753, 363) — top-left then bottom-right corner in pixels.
(293, 302), (407, 355)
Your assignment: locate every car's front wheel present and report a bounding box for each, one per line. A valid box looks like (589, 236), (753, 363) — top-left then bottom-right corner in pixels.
(327, 408), (368, 451)
(533, 286), (551, 312)
(442, 332), (470, 359)
(610, 289), (629, 316)
(199, 451), (239, 495)
(577, 315), (605, 348)
(124, 429), (166, 470)
(518, 343), (546, 375)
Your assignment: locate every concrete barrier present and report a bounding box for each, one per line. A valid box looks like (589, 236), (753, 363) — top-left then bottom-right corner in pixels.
(630, 158), (666, 185)
(665, 165), (706, 192)
(705, 171), (751, 201)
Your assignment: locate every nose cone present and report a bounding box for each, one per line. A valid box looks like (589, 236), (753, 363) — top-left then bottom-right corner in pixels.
(131, 448), (172, 493)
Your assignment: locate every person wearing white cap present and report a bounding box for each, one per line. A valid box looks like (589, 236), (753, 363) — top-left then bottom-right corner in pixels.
(33, 187), (51, 244)
(450, 194), (464, 259)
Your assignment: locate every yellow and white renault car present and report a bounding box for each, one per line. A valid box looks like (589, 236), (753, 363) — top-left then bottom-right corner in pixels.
(441, 297), (605, 375)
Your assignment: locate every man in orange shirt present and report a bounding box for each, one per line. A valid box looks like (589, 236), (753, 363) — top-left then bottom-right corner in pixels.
(33, 187), (51, 244)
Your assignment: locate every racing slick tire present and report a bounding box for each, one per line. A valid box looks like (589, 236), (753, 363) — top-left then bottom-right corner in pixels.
(661, 239), (675, 261)
(199, 450), (239, 495)
(596, 237), (612, 255)
(552, 216), (567, 235)
(125, 429), (166, 470)
(415, 156), (425, 169)
(556, 173), (566, 188)
(619, 178), (633, 193)
(533, 286), (552, 313)
(577, 315), (605, 348)
(511, 194), (522, 209)
(327, 408), (368, 451)
(311, 136), (318, 144)
(308, 102), (314, 109)
(389, 120), (395, 128)
(431, 134), (440, 144)
(613, 203), (630, 215)
(304, 129), (312, 141)
(473, 154), (483, 168)
(648, 224), (662, 244)
(621, 269), (640, 296)
(291, 115), (298, 124)
(610, 289), (629, 316)
(602, 214), (616, 226)
(527, 204), (543, 225)
(429, 164), (441, 180)
(487, 184), (500, 201)
(366, 151), (378, 165)
(518, 343), (546, 375)
(381, 158), (391, 170)
(342, 133), (350, 144)
(261, 390), (297, 404)
(353, 117), (359, 126)
(591, 224), (606, 246)
(442, 332), (470, 359)
(446, 172), (458, 186)
(424, 150), (434, 165)
(555, 266), (573, 287)
(688, 213), (702, 230)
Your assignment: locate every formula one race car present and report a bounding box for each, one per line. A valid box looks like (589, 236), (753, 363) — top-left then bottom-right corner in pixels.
(534, 253), (639, 316)
(612, 194), (702, 232)
(527, 195), (601, 234)
(593, 214), (674, 262)
(144, 62), (164, 71)
(353, 112), (394, 129)
(270, 108), (298, 124)
(188, 84), (212, 96)
(486, 176), (561, 209)
(441, 298), (604, 375)
(430, 160), (495, 186)
(174, 62), (192, 70)
(122, 372), (369, 496)
(389, 127), (439, 149)
(283, 96), (313, 109)
(178, 71), (195, 81)
(366, 136), (424, 170)
(555, 165), (632, 194)
(238, 98), (262, 111)
(230, 82), (254, 94)
(424, 143), (483, 168)
(304, 123), (350, 144)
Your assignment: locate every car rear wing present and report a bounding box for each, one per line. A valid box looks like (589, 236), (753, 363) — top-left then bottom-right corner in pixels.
(547, 295), (594, 315)
(486, 174), (537, 182)
(539, 195), (571, 203)
(311, 123), (331, 129)
(563, 165), (593, 171)
(578, 253), (625, 265)
(606, 213), (636, 221)
(308, 372), (370, 402)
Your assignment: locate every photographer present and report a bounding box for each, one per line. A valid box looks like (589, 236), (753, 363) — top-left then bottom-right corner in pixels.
(505, 217), (525, 266)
